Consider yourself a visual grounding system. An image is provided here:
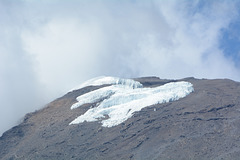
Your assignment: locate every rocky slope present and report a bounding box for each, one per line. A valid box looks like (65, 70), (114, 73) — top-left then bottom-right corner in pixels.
(0, 77), (240, 160)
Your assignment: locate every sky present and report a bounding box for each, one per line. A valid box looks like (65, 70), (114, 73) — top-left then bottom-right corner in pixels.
(0, 0), (240, 136)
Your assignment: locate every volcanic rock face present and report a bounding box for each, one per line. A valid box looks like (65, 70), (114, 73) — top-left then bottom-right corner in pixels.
(1, 77), (240, 160)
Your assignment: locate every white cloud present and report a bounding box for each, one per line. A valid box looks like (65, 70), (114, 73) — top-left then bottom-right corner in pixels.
(22, 18), (106, 93)
(0, 0), (240, 135)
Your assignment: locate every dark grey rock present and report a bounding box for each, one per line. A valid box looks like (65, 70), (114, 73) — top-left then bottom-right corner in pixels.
(0, 77), (240, 160)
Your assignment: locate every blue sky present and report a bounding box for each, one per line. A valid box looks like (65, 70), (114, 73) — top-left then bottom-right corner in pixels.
(0, 0), (240, 135)
(220, 19), (240, 67)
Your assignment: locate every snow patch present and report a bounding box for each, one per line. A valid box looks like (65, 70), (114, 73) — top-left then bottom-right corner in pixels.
(69, 77), (194, 127)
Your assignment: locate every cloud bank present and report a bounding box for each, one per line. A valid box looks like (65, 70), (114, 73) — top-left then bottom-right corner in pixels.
(0, 0), (240, 135)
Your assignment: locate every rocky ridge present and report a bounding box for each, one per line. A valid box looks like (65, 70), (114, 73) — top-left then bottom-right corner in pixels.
(0, 77), (240, 160)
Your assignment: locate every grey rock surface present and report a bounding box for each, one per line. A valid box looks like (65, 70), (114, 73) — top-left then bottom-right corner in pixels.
(0, 77), (240, 160)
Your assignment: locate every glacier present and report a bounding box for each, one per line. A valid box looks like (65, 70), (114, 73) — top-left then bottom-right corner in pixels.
(69, 77), (194, 127)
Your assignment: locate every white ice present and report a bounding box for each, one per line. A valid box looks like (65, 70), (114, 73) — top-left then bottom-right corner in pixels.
(69, 77), (194, 127)
(69, 76), (143, 92)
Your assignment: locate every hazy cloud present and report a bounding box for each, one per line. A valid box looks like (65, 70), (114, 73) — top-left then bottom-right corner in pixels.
(1, 0), (240, 135)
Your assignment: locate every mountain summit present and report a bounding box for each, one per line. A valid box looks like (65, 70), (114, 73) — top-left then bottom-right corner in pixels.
(0, 76), (240, 160)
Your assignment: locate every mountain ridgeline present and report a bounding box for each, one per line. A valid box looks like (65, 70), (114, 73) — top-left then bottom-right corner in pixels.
(0, 76), (240, 160)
